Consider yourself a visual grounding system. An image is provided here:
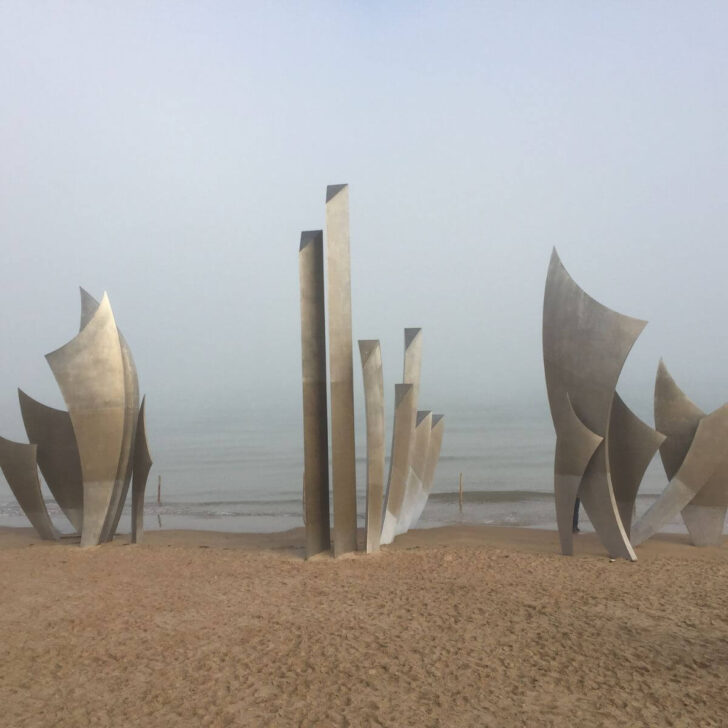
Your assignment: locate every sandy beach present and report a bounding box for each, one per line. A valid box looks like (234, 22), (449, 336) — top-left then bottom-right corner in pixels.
(1, 525), (727, 727)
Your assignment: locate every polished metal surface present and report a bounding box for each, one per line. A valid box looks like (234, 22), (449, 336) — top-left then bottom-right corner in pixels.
(79, 289), (139, 543)
(131, 396), (152, 544)
(632, 404), (728, 546)
(381, 383), (416, 546)
(18, 388), (83, 532)
(608, 392), (665, 536)
(403, 328), (422, 406)
(543, 248), (645, 560)
(0, 437), (59, 540)
(552, 392), (603, 556)
(46, 293), (126, 547)
(398, 410), (432, 535)
(299, 231), (331, 558)
(326, 184), (357, 556)
(650, 361), (728, 546)
(358, 339), (385, 554)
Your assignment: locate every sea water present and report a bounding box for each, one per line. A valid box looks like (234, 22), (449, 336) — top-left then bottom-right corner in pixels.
(0, 400), (690, 536)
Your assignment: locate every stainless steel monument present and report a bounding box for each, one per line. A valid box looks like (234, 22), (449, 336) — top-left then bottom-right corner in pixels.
(0, 289), (152, 546)
(298, 186), (444, 556)
(631, 361), (728, 547)
(543, 249), (652, 560)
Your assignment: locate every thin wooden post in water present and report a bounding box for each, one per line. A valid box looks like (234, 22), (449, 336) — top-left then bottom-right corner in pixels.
(157, 475), (161, 505)
(458, 472), (463, 513)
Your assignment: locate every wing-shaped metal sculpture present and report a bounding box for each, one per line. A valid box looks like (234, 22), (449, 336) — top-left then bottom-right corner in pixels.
(79, 289), (140, 543)
(300, 232), (332, 558)
(45, 293), (126, 547)
(632, 404), (728, 545)
(543, 248), (646, 560)
(636, 361), (728, 546)
(131, 396), (152, 544)
(608, 392), (665, 536)
(381, 384), (416, 546)
(18, 389), (84, 533)
(0, 437), (59, 540)
(416, 414), (446, 521)
(359, 340), (385, 554)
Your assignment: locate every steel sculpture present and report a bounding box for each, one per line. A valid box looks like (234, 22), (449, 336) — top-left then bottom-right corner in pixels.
(631, 361), (728, 546)
(18, 389), (84, 532)
(1, 289), (149, 546)
(543, 248), (646, 560)
(299, 231), (331, 557)
(381, 383), (416, 546)
(608, 393), (665, 536)
(398, 410), (432, 534)
(131, 397), (152, 544)
(79, 289), (139, 542)
(326, 184), (357, 556)
(413, 414), (446, 525)
(0, 437), (59, 540)
(359, 340), (385, 554)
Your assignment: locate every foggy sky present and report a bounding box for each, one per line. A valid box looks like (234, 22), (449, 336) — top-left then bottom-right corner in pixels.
(1, 1), (727, 442)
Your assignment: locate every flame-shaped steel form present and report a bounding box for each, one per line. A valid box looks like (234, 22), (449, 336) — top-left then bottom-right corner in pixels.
(543, 249), (646, 560)
(0, 437), (59, 540)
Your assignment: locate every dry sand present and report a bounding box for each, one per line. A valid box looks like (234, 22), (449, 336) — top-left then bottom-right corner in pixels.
(1, 525), (727, 727)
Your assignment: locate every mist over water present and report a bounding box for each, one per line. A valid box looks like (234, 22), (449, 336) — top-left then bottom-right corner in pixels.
(0, 396), (694, 536)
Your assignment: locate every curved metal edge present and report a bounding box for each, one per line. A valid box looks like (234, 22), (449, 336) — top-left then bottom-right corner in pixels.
(608, 392), (665, 536)
(543, 248), (647, 437)
(18, 389), (84, 532)
(397, 410), (432, 536)
(300, 232), (331, 558)
(654, 359), (704, 480)
(380, 384), (416, 546)
(0, 437), (59, 540)
(326, 183), (357, 557)
(632, 403), (728, 546)
(553, 392), (603, 556)
(131, 396), (152, 544)
(101, 328), (139, 541)
(407, 414), (446, 529)
(78, 289), (140, 542)
(45, 293), (125, 547)
(358, 339), (385, 554)
(403, 328), (422, 406)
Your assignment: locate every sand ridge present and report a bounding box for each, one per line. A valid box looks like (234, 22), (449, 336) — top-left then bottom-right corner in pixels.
(1, 526), (727, 727)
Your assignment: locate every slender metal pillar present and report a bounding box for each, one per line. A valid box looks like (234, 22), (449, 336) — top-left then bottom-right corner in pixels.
(381, 383), (416, 545)
(358, 340), (385, 553)
(131, 396), (152, 544)
(398, 410), (432, 534)
(326, 184), (357, 556)
(300, 231), (331, 557)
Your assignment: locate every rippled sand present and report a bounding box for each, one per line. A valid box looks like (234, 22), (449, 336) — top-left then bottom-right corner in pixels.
(1, 525), (727, 727)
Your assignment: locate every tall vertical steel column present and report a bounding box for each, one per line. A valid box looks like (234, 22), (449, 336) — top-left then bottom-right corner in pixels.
(326, 184), (358, 556)
(299, 230), (332, 557)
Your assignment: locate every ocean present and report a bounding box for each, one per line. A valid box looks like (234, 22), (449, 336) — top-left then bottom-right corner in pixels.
(0, 400), (692, 536)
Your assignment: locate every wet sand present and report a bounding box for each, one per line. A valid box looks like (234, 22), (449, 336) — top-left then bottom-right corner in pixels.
(1, 525), (727, 727)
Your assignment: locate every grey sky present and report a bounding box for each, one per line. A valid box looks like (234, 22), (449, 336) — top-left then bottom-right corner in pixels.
(1, 1), (727, 440)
